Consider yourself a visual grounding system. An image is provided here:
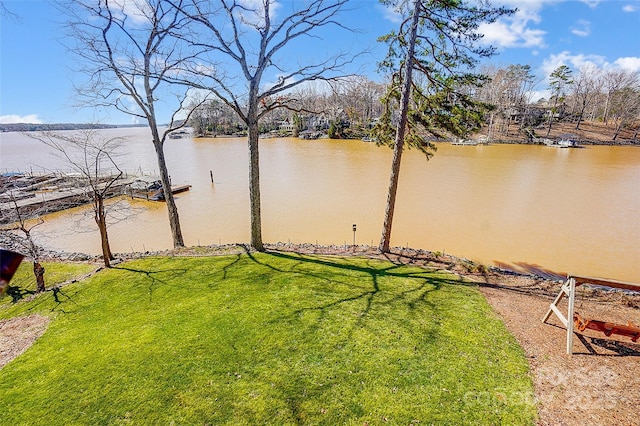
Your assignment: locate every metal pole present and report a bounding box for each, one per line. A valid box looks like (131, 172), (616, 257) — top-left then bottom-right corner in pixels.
(566, 277), (577, 355)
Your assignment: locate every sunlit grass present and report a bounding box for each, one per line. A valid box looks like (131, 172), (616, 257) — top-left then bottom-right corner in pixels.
(0, 261), (97, 318)
(0, 253), (536, 425)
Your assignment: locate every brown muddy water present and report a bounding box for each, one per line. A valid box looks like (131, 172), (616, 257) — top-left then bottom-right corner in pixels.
(1, 128), (639, 282)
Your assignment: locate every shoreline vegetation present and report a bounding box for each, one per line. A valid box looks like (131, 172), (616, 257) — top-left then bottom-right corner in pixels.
(1, 120), (639, 146)
(0, 123), (148, 133)
(2, 121), (637, 229)
(1, 238), (637, 290)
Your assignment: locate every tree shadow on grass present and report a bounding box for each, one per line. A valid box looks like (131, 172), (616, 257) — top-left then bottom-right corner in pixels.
(1, 283), (77, 314)
(220, 252), (246, 281)
(111, 265), (188, 301)
(49, 286), (79, 313)
(233, 250), (484, 423)
(266, 250), (471, 290)
(250, 250), (473, 341)
(5, 285), (35, 303)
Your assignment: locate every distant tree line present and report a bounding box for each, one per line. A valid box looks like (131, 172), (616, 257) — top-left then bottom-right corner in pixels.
(476, 64), (640, 142)
(0, 123), (149, 133)
(188, 76), (387, 140)
(188, 64), (640, 143)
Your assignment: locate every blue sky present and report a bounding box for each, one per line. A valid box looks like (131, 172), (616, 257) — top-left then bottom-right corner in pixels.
(1, 0), (639, 125)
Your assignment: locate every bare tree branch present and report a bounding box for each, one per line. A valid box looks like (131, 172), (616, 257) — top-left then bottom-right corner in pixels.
(61, 0), (207, 248)
(1, 193), (47, 292)
(26, 128), (127, 266)
(170, 0), (360, 250)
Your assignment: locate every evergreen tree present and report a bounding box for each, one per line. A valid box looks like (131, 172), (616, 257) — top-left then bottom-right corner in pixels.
(546, 65), (573, 135)
(374, 0), (514, 252)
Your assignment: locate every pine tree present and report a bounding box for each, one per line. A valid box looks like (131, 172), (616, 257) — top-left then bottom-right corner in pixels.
(374, 0), (514, 252)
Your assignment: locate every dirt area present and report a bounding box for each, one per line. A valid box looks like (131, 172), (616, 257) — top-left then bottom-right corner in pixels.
(476, 274), (640, 426)
(0, 314), (50, 369)
(1, 244), (638, 425)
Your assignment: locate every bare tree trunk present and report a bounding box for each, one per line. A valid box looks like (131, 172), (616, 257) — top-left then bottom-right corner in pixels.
(28, 129), (125, 267)
(487, 112), (494, 141)
(613, 120), (623, 140)
(5, 194), (46, 290)
(33, 262), (45, 293)
(153, 139), (184, 248)
(248, 125), (263, 251)
(546, 102), (556, 136)
(575, 100), (587, 130)
(603, 92), (611, 125)
(247, 80), (264, 251)
(379, 0), (420, 253)
(94, 197), (113, 267)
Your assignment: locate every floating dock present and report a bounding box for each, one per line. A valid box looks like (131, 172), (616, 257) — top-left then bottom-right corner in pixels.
(125, 184), (192, 201)
(0, 172), (190, 224)
(122, 176), (191, 201)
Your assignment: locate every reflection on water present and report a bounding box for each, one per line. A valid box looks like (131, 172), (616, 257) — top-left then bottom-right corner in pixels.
(1, 128), (639, 282)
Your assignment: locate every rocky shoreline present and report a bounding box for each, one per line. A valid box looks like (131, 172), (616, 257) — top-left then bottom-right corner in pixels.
(3, 236), (639, 308)
(0, 235), (538, 277)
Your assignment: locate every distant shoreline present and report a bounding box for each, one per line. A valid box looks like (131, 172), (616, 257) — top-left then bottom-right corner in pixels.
(3, 122), (637, 146)
(0, 123), (149, 133)
(470, 138), (640, 146)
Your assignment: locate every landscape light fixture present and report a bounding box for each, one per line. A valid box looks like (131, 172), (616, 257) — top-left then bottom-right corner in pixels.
(352, 224), (357, 246)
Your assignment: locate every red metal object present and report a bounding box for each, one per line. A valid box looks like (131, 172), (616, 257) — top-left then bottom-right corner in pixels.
(574, 313), (640, 342)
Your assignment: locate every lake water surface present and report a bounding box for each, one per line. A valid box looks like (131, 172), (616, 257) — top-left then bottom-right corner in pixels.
(1, 128), (639, 282)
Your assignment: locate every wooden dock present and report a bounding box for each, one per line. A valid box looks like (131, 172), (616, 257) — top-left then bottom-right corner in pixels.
(1, 172), (193, 224)
(125, 184), (192, 201)
(0, 175), (136, 224)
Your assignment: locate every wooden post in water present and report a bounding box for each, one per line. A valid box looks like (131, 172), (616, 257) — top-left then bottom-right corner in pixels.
(210, 171), (214, 183)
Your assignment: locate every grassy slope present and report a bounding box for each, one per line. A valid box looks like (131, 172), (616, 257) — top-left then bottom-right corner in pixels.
(0, 261), (97, 316)
(0, 253), (536, 425)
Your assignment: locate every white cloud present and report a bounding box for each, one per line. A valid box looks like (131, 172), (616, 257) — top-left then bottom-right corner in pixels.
(234, 0), (282, 28)
(377, 4), (403, 25)
(380, 1), (548, 48)
(479, 20), (546, 48)
(540, 51), (607, 77)
(623, 4), (638, 12)
(538, 52), (640, 85)
(478, 4), (547, 48)
(111, 0), (152, 25)
(261, 73), (304, 95)
(579, 0), (600, 8)
(0, 114), (43, 124)
(570, 19), (591, 37)
(614, 57), (640, 72)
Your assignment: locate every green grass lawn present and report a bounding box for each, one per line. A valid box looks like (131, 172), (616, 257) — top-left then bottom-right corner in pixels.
(0, 252), (536, 425)
(0, 261), (97, 316)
